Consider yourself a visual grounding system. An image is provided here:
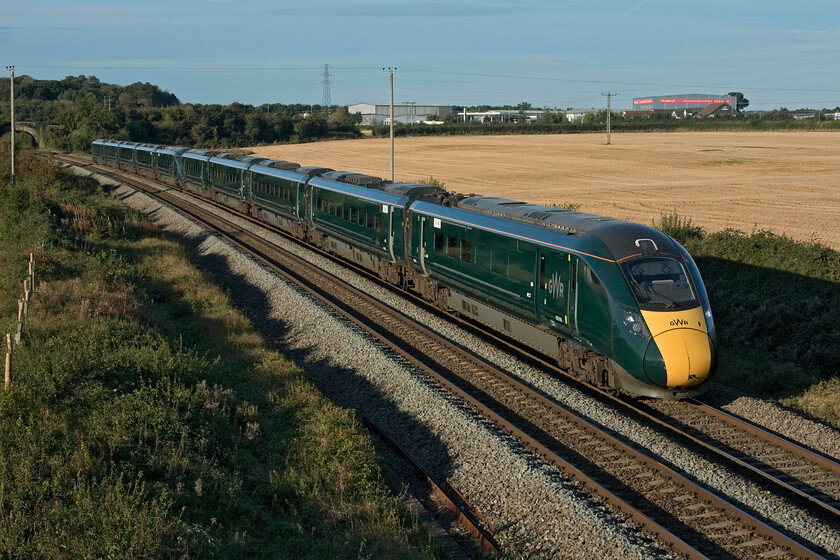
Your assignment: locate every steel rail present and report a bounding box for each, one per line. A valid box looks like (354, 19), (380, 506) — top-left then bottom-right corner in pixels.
(361, 416), (505, 556)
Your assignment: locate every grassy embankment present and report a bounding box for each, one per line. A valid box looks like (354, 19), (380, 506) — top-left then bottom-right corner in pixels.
(0, 147), (441, 558)
(655, 214), (840, 424)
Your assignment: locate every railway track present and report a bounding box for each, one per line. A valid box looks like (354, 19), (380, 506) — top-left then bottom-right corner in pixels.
(58, 155), (831, 559)
(635, 397), (840, 515)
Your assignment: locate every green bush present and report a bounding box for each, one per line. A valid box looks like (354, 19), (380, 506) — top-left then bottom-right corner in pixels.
(653, 212), (705, 244)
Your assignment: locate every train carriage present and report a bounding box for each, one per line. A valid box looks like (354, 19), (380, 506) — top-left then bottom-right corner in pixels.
(307, 176), (412, 276)
(409, 198), (551, 335)
(248, 164), (309, 237)
(91, 139), (107, 163)
(181, 149), (218, 196)
(133, 144), (162, 179)
(92, 139), (120, 166)
(154, 146), (189, 185)
(116, 141), (139, 171)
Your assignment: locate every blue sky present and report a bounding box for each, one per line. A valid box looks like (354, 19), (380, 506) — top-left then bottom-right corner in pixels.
(2, 0), (838, 110)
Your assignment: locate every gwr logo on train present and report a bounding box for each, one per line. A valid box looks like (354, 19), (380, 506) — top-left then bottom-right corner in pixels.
(670, 318), (689, 327)
(547, 270), (564, 300)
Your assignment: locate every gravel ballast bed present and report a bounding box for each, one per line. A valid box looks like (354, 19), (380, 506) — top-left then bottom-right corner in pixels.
(82, 166), (840, 558)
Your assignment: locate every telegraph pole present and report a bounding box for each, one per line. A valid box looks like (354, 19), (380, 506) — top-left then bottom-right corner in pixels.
(383, 68), (396, 181)
(6, 65), (14, 185)
(602, 92), (617, 145)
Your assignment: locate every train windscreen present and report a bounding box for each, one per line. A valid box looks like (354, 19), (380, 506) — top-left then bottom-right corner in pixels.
(621, 257), (697, 310)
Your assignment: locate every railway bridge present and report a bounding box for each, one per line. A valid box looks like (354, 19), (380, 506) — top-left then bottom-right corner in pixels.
(0, 122), (50, 147)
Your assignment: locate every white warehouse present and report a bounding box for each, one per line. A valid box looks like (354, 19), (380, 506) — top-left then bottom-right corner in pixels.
(349, 103), (453, 125)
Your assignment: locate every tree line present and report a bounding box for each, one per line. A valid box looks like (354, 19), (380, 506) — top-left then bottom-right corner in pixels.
(0, 75), (362, 151)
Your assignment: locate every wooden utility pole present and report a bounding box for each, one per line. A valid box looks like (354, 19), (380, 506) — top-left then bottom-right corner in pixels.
(383, 68), (397, 181)
(602, 92), (617, 145)
(6, 65), (14, 184)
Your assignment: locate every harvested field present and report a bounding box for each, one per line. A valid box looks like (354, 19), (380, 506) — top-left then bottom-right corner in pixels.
(248, 131), (840, 250)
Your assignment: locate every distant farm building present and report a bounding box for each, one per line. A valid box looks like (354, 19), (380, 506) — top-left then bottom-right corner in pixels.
(632, 94), (739, 117)
(562, 108), (601, 122)
(349, 103), (453, 125)
(460, 108), (544, 122)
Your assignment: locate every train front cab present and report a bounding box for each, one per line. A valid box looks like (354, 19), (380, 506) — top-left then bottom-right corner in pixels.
(609, 239), (717, 398)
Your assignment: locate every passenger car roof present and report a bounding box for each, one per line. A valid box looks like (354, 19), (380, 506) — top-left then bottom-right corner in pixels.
(457, 196), (618, 235)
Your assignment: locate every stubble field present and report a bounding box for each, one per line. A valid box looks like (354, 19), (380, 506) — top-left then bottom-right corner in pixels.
(249, 131), (840, 250)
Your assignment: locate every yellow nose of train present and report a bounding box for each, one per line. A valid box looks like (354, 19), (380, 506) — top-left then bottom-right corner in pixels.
(641, 307), (714, 388)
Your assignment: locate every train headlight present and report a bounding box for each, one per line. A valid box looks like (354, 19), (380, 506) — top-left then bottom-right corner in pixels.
(622, 311), (651, 338)
(703, 305), (716, 336)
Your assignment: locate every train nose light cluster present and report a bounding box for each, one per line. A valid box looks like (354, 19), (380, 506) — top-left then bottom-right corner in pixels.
(621, 311), (651, 338)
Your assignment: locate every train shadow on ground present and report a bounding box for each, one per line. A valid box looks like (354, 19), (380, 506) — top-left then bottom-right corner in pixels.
(692, 255), (839, 409)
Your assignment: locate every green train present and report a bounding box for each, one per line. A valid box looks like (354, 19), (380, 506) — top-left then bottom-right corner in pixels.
(93, 139), (717, 398)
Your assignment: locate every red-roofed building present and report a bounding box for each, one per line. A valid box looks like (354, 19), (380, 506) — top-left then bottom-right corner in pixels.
(696, 102), (736, 117)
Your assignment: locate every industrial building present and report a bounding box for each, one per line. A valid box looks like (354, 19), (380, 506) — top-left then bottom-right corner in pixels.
(632, 94), (738, 116)
(349, 102), (453, 125)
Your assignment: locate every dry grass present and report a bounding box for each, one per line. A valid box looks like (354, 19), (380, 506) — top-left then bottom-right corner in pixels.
(248, 131), (840, 249)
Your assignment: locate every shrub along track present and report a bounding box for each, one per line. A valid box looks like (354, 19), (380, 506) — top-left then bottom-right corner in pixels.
(58, 154), (829, 559)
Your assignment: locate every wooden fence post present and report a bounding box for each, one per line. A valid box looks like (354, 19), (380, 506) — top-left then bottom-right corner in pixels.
(4, 334), (11, 390)
(14, 300), (24, 344)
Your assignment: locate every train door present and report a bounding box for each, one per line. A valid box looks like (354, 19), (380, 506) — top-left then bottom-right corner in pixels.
(417, 215), (428, 275)
(240, 169), (251, 202)
(537, 249), (572, 332)
(574, 260), (611, 352)
(568, 256), (578, 335)
(386, 204), (396, 262)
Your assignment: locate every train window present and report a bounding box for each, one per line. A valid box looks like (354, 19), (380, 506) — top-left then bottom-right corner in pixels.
(475, 244), (490, 271)
(539, 255), (546, 289)
(342, 204), (349, 221)
(621, 257), (696, 309)
(446, 236), (458, 259)
(366, 211), (373, 229)
(460, 239), (472, 263)
(582, 263), (607, 297)
(375, 214), (383, 233)
(350, 207), (357, 223)
(434, 231), (444, 253)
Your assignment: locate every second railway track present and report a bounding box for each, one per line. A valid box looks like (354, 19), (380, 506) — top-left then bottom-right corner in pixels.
(60, 155), (840, 559)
